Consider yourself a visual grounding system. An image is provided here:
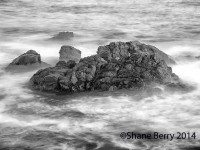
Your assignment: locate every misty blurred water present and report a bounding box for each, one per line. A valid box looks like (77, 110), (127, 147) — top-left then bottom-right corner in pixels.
(0, 0), (200, 150)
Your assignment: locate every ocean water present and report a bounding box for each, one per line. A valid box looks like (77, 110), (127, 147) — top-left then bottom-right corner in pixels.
(0, 0), (200, 149)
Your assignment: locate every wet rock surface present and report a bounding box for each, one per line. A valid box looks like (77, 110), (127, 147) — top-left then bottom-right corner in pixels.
(5, 50), (50, 73)
(30, 41), (180, 93)
(59, 45), (81, 63)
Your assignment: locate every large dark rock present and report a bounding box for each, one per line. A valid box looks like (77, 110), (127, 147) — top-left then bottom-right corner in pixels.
(5, 50), (51, 72)
(59, 45), (81, 63)
(50, 31), (74, 41)
(30, 41), (180, 93)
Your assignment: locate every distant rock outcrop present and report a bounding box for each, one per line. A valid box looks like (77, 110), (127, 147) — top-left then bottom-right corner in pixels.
(5, 50), (50, 72)
(59, 45), (81, 63)
(50, 32), (74, 41)
(30, 41), (180, 93)
(174, 52), (200, 61)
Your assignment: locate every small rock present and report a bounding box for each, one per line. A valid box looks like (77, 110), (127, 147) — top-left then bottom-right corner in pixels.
(5, 50), (50, 72)
(59, 45), (81, 63)
(51, 31), (74, 41)
(10, 50), (41, 65)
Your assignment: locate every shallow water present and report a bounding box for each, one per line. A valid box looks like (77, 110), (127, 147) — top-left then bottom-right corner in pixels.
(1, 0), (200, 150)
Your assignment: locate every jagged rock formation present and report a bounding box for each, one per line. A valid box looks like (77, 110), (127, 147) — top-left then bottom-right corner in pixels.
(97, 41), (175, 65)
(30, 41), (180, 93)
(50, 31), (74, 41)
(59, 45), (81, 63)
(5, 50), (50, 72)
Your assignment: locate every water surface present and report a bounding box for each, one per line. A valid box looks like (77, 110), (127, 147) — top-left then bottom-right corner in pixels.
(0, 0), (200, 149)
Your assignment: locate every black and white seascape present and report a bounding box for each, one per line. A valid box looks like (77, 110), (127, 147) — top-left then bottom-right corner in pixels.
(1, 0), (200, 150)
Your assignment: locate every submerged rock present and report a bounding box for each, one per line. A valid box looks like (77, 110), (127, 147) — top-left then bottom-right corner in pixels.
(5, 50), (50, 72)
(59, 45), (81, 63)
(175, 52), (200, 61)
(50, 31), (74, 41)
(30, 41), (180, 93)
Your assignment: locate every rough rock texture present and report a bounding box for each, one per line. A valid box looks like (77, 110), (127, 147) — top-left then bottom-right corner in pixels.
(30, 41), (179, 93)
(55, 60), (76, 69)
(5, 50), (50, 72)
(97, 41), (175, 65)
(59, 45), (81, 63)
(51, 32), (74, 41)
